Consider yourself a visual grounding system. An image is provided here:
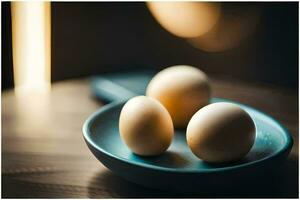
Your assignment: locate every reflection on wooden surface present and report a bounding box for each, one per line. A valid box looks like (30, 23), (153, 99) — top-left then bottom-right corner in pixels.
(2, 77), (298, 198)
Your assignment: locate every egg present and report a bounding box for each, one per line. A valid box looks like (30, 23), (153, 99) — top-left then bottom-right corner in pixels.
(146, 65), (211, 128)
(186, 102), (256, 163)
(119, 96), (174, 156)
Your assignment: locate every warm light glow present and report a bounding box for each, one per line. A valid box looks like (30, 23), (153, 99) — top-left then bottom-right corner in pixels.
(188, 4), (262, 52)
(148, 3), (262, 52)
(11, 1), (51, 95)
(147, 2), (221, 38)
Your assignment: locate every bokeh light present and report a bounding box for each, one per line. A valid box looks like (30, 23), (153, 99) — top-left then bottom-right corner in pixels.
(188, 3), (262, 52)
(11, 1), (51, 96)
(147, 2), (262, 52)
(147, 2), (221, 38)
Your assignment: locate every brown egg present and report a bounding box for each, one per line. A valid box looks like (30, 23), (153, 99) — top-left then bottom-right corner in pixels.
(186, 102), (256, 163)
(119, 96), (173, 156)
(146, 65), (211, 128)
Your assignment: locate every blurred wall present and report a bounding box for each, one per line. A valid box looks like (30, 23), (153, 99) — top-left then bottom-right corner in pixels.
(2, 2), (298, 90)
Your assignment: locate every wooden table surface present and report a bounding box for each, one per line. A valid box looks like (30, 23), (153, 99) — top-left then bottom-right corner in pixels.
(2, 77), (298, 198)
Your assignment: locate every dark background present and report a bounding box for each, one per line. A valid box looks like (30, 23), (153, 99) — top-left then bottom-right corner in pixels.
(2, 2), (298, 90)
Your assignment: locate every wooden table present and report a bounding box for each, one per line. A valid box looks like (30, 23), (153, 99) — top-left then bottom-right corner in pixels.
(2, 77), (298, 198)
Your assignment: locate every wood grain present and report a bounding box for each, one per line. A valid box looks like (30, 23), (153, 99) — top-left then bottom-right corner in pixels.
(2, 77), (298, 198)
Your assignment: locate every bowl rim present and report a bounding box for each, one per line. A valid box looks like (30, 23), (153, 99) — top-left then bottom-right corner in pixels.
(82, 98), (293, 174)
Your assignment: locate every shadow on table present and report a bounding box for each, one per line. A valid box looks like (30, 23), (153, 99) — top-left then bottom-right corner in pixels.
(87, 155), (299, 198)
(87, 169), (177, 198)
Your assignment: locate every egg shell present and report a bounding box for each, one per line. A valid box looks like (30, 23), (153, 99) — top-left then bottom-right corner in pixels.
(119, 96), (174, 156)
(186, 102), (256, 163)
(146, 65), (211, 128)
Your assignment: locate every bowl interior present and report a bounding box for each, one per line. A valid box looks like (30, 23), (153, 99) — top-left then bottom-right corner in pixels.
(84, 98), (291, 172)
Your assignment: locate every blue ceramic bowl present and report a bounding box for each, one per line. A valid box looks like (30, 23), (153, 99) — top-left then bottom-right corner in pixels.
(83, 98), (293, 193)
